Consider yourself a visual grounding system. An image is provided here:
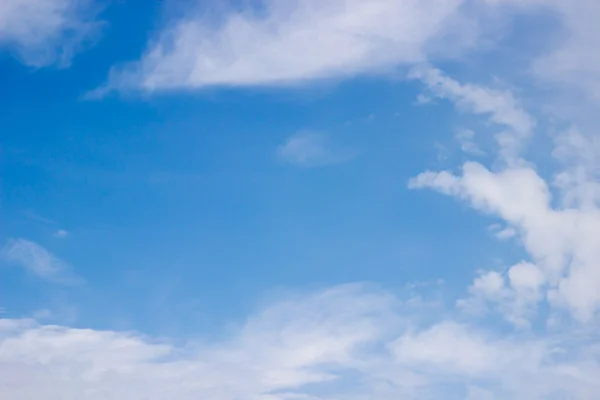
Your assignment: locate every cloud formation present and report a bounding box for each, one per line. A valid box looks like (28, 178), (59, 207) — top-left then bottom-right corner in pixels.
(410, 66), (535, 162)
(2, 239), (81, 284)
(411, 158), (600, 323)
(0, 284), (598, 400)
(0, 0), (100, 66)
(409, 63), (600, 324)
(2, 2), (599, 399)
(104, 0), (470, 92)
(97, 0), (600, 97)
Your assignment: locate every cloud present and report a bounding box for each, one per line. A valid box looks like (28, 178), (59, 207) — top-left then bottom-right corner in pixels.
(457, 262), (546, 327)
(102, 0), (474, 92)
(277, 131), (354, 167)
(1, 239), (81, 284)
(0, 284), (598, 399)
(90, 0), (600, 102)
(410, 66), (536, 161)
(0, 0), (101, 66)
(411, 157), (600, 323)
(53, 229), (69, 239)
(408, 61), (600, 323)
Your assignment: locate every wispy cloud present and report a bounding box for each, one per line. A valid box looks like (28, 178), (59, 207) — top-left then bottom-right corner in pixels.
(0, 284), (597, 399)
(0, 0), (102, 66)
(22, 210), (57, 226)
(1, 239), (81, 284)
(277, 131), (355, 168)
(102, 0), (471, 92)
(53, 229), (69, 239)
(410, 66), (535, 162)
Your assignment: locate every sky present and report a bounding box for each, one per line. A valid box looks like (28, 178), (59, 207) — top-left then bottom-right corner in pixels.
(1, 0), (600, 399)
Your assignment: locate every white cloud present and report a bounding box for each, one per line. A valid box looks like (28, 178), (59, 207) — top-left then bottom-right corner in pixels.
(0, 284), (599, 399)
(91, 0), (600, 103)
(102, 0), (473, 92)
(509, 261), (545, 292)
(0, 0), (100, 66)
(1, 239), (81, 284)
(408, 60), (600, 323)
(411, 158), (600, 323)
(404, 0), (600, 330)
(277, 131), (354, 168)
(410, 66), (535, 161)
(457, 262), (546, 327)
(391, 321), (537, 377)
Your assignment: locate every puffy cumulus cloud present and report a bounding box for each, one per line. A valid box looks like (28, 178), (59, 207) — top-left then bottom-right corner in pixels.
(1, 284), (599, 400)
(1, 238), (82, 284)
(103, 0), (474, 92)
(0, 0), (100, 66)
(276, 131), (355, 168)
(411, 157), (600, 323)
(457, 262), (546, 327)
(408, 51), (600, 323)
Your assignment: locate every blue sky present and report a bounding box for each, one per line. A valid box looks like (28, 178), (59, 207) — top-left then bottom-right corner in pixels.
(1, 1), (600, 399)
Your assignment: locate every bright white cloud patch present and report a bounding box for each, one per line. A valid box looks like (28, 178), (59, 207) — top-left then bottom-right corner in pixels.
(0, 284), (599, 400)
(1, 239), (81, 284)
(0, 0), (99, 66)
(104, 0), (472, 91)
(97, 0), (600, 103)
(411, 159), (600, 323)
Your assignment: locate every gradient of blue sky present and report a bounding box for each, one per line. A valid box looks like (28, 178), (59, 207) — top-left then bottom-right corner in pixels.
(1, 1), (600, 399)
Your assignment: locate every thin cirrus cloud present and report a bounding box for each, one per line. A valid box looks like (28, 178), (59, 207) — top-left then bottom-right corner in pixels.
(277, 131), (355, 168)
(0, 0), (101, 66)
(0, 284), (598, 399)
(1, 239), (81, 284)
